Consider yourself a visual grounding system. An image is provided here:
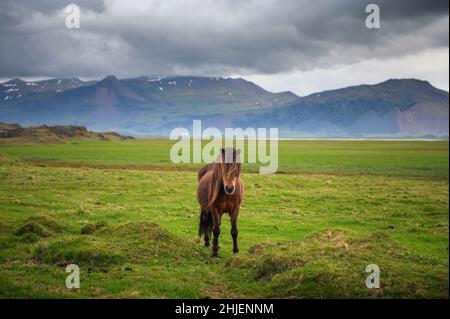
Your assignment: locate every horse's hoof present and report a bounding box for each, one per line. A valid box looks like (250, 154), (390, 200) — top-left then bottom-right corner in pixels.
(204, 242), (210, 248)
(211, 251), (219, 258)
(233, 248), (239, 254)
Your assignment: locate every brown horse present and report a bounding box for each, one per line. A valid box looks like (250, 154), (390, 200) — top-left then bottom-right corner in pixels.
(197, 148), (244, 257)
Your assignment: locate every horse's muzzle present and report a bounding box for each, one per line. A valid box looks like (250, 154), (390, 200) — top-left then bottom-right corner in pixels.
(224, 186), (235, 195)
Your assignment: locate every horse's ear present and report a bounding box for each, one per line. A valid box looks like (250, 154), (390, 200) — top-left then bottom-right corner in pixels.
(220, 148), (225, 154)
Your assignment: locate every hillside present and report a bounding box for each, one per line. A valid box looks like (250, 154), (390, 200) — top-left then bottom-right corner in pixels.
(236, 79), (449, 137)
(0, 123), (133, 144)
(0, 76), (448, 137)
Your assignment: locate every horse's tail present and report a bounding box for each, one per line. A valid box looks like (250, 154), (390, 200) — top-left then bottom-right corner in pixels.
(198, 210), (213, 237)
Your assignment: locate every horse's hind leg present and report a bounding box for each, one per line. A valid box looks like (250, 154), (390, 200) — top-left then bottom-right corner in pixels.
(204, 230), (210, 247)
(199, 209), (212, 247)
(204, 211), (212, 247)
(211, 209), (221, 257)
(230, 210), (239, 254)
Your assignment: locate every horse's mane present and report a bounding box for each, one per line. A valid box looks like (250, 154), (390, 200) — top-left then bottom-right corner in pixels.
(198, 163), (213, 182)
(207, 149), (240, 208)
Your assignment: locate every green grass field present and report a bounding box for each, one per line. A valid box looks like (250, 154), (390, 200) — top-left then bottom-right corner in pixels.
(0, 139), (448, 298)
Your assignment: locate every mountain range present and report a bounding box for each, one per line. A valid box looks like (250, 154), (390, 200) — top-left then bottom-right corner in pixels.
(0, 75), (448, 138)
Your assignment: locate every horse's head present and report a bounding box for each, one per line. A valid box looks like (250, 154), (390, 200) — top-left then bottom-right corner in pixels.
(218, 147), (241, 195)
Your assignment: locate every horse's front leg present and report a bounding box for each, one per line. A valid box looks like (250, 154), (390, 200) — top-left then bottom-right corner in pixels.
(230, 209), (239, 254)
(211, 209), (221, 257)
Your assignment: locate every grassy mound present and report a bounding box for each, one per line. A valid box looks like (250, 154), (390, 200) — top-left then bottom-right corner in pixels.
(14, 214), (64, 239)
(225, 229), (449, 298)
(31, 221), (204, 268)
(103, 221), (173, 241)
(33, 238), (126, 267)
(254, 254), (306, 280)
(100, 221), (205, 261)
(27, 214), (64, 233)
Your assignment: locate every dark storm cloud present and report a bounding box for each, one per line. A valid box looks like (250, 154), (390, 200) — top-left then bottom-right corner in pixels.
(0, 0), (448, 78)
(375, 0), (448, 18)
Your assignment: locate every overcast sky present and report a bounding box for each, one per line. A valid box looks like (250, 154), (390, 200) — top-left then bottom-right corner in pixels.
(0, 0), (448, 95)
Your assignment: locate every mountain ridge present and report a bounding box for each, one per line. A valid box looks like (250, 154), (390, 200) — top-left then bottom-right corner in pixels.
(0, 122), (133, 144)
(0, 76), (448, 137)
(235, 78), (449, 137)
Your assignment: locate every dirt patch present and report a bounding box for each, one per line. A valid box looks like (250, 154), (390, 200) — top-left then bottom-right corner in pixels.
(80, 222), (106, 235)
(306, 229), (351, 251)
(201, 285), (244, 299)
(15, 222), (51, 238)
(0, 154), (28, 167)
(225, 253), (305, 281)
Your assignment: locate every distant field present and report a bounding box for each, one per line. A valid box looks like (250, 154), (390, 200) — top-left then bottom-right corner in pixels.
(0, 140), (448, 298)
(0, 139), (448, 177)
